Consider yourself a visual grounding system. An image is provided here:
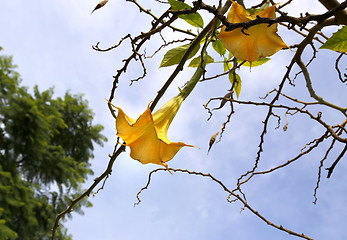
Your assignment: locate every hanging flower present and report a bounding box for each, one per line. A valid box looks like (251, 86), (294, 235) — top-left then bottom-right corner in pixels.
(111, 94), (194, 169)
(218, 1), (287, 64)
(109, 51), (207, 170)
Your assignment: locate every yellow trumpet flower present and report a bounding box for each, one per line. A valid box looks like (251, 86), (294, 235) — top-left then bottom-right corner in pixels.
(218, 1), (287, 64)
(110, 51), (206, 170)
(111, 94), (194, 169)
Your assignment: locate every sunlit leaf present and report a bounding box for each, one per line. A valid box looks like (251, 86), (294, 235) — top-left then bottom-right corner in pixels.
(168, 0), (204, 28)
(238, 57), (270, 67)
(320, 26), (347, 53)
(247, 0), (270, 14)
(229, 72), (241, 98)
(213, 92), (232, 111)
(189, 54), (214, 67)
(212, 38), (226, 56)
(228, 52), (234, 59)
(208, 130), (220, 153)
(160, 44), (200, 68)
(91, 0), (108, 14)
(223, 57), (232, 72)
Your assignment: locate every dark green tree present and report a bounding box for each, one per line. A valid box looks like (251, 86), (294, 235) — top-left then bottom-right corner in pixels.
(0, 47), (107, 240)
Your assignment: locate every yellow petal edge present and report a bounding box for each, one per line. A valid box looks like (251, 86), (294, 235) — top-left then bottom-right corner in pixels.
(113, 95), (194, 168)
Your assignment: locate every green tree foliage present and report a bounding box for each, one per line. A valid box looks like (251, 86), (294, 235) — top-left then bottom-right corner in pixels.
(0, 47), (107, 240)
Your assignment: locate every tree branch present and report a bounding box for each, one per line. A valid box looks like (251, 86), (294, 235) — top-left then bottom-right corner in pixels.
(296, 58), (347, 114)
(136, 168), (313, 240)
(318, 0), (347, 24)
(326, 143), (347, 178)
(51, 144), (125, 240)
(149, 0), (232, 111)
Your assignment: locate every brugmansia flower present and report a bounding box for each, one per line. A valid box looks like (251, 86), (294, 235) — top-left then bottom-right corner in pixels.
(110, 51), (206, 170)
(110, 94), (194, 169)
(218, 1), (287, 64)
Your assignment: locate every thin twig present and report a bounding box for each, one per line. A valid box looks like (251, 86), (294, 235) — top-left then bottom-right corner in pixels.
(335, 53), (347, 83)
(51, 144), (126, 239)
(326, 144), (347, 178)
(136, 168), (313, 240)
(313, 138), (335, 204)
(149, 0), (233, 111)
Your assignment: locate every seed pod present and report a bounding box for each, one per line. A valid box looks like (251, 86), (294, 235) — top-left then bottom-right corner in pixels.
(91, 0), (109, 14)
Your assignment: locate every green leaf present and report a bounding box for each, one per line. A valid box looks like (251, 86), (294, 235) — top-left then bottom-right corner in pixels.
(238, 57), (270, 67)
(247, 0), (270, 14)
(320, 26), (347, 53)
(223, 55), (241, 98)
(160, 44), (200, 68)
(0, 220), (18, 240)
(0, 49), (106, 239)
(212, 38), (226, 56)
(228, 51), (234, 59)
(223, 58), (232, 72)
(168, 0), (204, 28)
(0, 208), (18, 240)
(229, 72), (241, 98)
(189, 55), (214, 67)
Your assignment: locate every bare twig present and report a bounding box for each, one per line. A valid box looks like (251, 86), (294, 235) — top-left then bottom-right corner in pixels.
(313, 138), (335, 204)
(326, 144), (347, 178)
(225, 99), (347, 143)
(234, 17), (340, 191)
(149, 0), (233, 111)
(136, 168), (313, 240)
(51, 144), (126, 239)
(297, 58), (347, 113)
(318, 0), (347, 24)
(236, 131), (329, 188)
(335, 53), (347, 83)
(127, 0), (197, 37)
(92, 34), (131, 52)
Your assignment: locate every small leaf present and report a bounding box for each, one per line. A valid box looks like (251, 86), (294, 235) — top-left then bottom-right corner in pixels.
(320, 26), (347, 53)
(160, 44), (200, 68)
(179, 13), (204, 29)
(189, 55), (214, 67)
(213, 92), (232, 110)
(212, 39), (226, 56)
(228, 51), (234, 59)
(208, 130), (220, 153)
(238, 57), (270, 67)
(247, 0), (270, 14)
(223, 58), (232, 72)
(247, 8), (258, 14)
(168, 0), (204, 28)
(91, 0), (109, 14)
(229, 72), (241, 98)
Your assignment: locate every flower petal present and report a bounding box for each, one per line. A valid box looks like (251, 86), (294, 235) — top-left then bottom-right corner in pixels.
(227, 1), (253, 22)
(115, 106), (153, 145)
(152, 94), (184, 143)
(115, 103), (193, 167)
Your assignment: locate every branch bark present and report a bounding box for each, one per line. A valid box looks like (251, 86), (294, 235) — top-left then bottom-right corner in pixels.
(136, 168), (314, 240)
(318, 0), (347, 24)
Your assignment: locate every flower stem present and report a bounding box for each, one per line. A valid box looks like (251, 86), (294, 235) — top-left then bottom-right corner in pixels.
(149, 0), (232, 111)
(179, 52), (207, 100)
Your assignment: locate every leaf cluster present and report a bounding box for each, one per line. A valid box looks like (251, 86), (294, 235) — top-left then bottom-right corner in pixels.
(0, 48), (106, 239)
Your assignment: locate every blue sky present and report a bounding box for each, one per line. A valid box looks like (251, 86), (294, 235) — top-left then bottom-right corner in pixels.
(1, 0), (347, 239)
